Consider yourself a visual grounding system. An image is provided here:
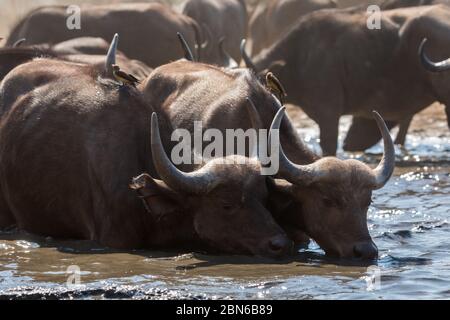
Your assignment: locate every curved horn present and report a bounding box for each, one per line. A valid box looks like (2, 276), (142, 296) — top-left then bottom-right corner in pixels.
(371, 111), (395, 189)
(105, 33), (119, 75)
(151, 113), (217, 194)
(268, 105), (317, 184)
(240, 39), (257, 72)
(419, 38), (450, 73)
(177, 32), (195, 62)
(12, 38), (26, 47)
(219, 37), (238, 68)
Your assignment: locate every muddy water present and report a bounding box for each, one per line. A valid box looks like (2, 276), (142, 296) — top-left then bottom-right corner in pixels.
(0, 105), (449, 300)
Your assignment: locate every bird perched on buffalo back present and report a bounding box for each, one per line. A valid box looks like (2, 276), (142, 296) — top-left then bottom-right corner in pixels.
(112, 64), (140, 87)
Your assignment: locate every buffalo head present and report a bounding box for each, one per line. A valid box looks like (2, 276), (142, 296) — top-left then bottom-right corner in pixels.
(131, 112), (292, 258)
(268, 107), (395, 260)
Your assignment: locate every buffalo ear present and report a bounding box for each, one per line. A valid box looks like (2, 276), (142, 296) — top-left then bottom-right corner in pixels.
(130, 173), (184, 221)
(266, 178), (295, 217)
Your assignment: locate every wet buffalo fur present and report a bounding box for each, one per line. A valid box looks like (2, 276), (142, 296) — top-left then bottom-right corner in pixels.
(141, 60), (382, 259)
(0, 58), (289, 257)
(0, 59), (157, 249)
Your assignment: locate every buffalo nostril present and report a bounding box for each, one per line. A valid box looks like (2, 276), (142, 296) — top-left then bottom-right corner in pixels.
(353, 242), (378, 260)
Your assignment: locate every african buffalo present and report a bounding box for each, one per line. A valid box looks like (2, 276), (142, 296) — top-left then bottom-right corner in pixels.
(0, 56), (292, 257)
(343, 0), (448, 150)
(58, 35), (153, 80)
(182, 0), (248, 66)
(51, 37), (112, 55)
(5, 3), (200, 68)
(242, 5), (450, 155)
(0, 35), (152, 83)
(419, 39), (450, 128)
(266, 106), (393, 259)
(140, 60), (395, 259)
(381, 0), (450, 10)
(248, 0), (336, 55)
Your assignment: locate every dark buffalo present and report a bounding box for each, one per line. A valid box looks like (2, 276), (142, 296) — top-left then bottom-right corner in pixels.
(140, 60), (395, 259)
(248, 0), (336, 55)
(5, 3), (201, 68)
(0, 56), (293, 257)
(182, 0), (248, 66)
(242, 5), (450, 155)
(266, 106), (393, 259)
(58, 35), (153, 79)
(381, 0), (450, 10)
(51, 37), (112, 55)
(0, 34), (152, 83)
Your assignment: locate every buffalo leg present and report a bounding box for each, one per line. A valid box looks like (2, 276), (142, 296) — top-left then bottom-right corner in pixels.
(319, 116), (340, 156)
(344, 117), (398, 152)
(446, 105), (450, 129)
(394, 116), (413, 146)
(291, 230), (310, 249)
(0, 191), (15, 229)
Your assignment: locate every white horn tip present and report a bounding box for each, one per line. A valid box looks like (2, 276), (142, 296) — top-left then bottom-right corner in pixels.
(111, 33), (119, 47)
(151, 112), (158, 124)
(372, 110), (387, 125)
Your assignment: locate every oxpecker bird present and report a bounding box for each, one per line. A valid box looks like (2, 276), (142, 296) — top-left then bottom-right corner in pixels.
(112, 64), (140, 87)
(265, 72), (287, 105)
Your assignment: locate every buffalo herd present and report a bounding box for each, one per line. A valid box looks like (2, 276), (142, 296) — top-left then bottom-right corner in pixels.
(0, 0), (448, 261)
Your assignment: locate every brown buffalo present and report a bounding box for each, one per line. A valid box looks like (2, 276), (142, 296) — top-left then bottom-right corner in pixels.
(248, 0), (336, 56)
(59, 35), (153, 80)
(5, 3), (200, 68)
(342, 1), (450, 150)
(266, 106), (394, 259)
(6, 36), (113, 55)
(140, 60), (395, 259)
(51, 37), (112, 55)
(183, 0), (248, 66)
(242, 5), (450, 155)
(0, 34), (152, 84)
(0, 57), (292, 257)
(321, 0), (449, 151)
(381, 0), (450, 10)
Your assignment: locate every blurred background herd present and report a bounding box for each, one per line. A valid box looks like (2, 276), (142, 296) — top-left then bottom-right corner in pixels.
(0, 0), (387, 37)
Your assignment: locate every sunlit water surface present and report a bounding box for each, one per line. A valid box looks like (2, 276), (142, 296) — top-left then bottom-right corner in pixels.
(0, 106), (449, 300)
